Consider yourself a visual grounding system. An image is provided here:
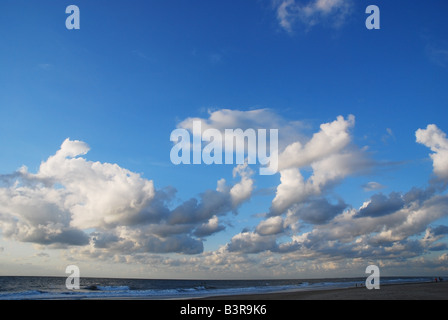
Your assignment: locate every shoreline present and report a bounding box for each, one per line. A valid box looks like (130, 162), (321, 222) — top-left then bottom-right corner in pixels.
(1, 278), (445, 300)
(195, 281), (448, 300)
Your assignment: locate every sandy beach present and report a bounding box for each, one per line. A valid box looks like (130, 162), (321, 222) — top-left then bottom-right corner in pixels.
(197, 281), (448, 300)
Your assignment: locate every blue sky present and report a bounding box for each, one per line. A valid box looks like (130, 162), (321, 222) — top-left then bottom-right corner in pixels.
(1, 0), (448, 279)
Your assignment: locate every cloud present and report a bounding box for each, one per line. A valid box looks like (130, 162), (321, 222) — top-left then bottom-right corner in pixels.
(223, 122), (448, 269)
(256, 216), (285, 235)
(431, 225), (448, 237)
(224, 114), (377, 257)
(177, 108), (305, 150)
(275, 0), (296, 32)
(293, 198), (347, 225)
(179, 109), (281, 132)
(176, 108), (310, 175)
(357, 192), (405, 218)
(0, 172), (89, 247)
(37, 139), (156, 230)
(277, 115), (355, 171)
(362, 181), (386, 192)
(270, 115), (371, 215)
(229, 163), (254, 207)
(270, 168), (308, 214)
(267, 185), (448, 260)
(416, 124), (448, 182)
(273, 0), (353, 33)
(143, 234), (204, 255)
(1, 110), (448, 278)
(0, 138), (254, 254)
(226, 231), (278, 254)
(422, 225), (448, 251)
(194, 216), (226, 238)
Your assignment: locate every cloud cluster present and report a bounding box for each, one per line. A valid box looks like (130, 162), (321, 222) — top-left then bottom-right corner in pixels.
(1, 110), (448, 278)
(218, 120), (448, 275)
(0, 139), (254, 255)
(223, 185), (448, 269)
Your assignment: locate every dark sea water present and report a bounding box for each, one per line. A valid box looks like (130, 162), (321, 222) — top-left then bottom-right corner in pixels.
(0, 276), (433, 300)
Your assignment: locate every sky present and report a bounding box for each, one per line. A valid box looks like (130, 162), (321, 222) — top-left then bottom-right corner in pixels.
(0, 0), (448, 279)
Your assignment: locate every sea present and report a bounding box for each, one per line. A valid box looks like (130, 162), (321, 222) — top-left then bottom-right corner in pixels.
(0, 276), (434, 300)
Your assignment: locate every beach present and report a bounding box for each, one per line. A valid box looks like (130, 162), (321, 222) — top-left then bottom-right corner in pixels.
(197, 281), (448, 300)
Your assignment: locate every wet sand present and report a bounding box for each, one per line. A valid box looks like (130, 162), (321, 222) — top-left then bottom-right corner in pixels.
(197, 281), (448, 300)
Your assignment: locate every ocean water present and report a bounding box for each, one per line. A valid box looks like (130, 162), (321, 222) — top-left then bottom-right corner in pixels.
(0, 276), (433, 300)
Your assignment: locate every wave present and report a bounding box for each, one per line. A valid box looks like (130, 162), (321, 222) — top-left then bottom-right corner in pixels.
(84, 285), (131, 291)
(0, 276), (434, 300)
(0, 283), (302, 300)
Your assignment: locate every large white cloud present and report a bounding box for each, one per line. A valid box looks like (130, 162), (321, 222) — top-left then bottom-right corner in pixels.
(277, 115), (355, 171)
(416, 124), (448, 182)
(271, 115), (370, 214)
(36, 138), (156, 229)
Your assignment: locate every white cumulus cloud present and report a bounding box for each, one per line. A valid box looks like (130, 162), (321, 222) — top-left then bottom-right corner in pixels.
(416, 124), (448, 182)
